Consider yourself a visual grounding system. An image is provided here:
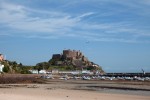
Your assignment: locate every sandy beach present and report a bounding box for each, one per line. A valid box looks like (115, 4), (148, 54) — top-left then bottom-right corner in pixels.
(0, 87), (149, 100)
(0, 79), (150, 100)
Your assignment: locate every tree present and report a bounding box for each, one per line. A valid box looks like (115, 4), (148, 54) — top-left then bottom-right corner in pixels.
(48, 59), (58, 65)
(20, 67), (31, 74)
(3, 66), (9, 73)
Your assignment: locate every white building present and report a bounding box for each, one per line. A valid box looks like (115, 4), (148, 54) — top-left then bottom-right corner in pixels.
(82, 70), (93, 75)
(29, 69), (47, 74)
(39, 70), (47, 74)
(29, 70), (38, 74)
(0, 64), (4, 72)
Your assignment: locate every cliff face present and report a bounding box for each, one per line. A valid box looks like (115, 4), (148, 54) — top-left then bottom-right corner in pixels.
(49, 49), (104, 72)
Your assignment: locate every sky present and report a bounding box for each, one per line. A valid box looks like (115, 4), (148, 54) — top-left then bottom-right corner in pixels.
(0, 0), (150, 73)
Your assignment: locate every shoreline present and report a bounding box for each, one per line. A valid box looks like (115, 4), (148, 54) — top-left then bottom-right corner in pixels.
(0, 84), (149, 100)
(0, 79), (150, 96)
(0, 75), (150, 100)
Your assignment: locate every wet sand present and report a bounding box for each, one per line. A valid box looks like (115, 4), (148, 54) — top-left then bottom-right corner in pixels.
(0, 79), (150, 100)
(0, 88), (149, 100)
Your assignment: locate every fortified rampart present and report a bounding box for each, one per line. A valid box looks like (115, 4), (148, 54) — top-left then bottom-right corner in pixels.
(52, 49), (84, 61)
(63, 50), (82, 59)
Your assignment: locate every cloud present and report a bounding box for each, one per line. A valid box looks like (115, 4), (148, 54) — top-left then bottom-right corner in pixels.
(0, 2), (94, 33)
(0, 3), (75, 34)
(0, 2), (96, 37)
(78, 12), (95, 18)
(0, 1), (150, 43)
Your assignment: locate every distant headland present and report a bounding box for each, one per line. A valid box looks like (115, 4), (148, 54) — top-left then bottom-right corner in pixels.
(36, 49), (104, 73)
(51, 49), (103, 70)
(0, 49), (104, 74)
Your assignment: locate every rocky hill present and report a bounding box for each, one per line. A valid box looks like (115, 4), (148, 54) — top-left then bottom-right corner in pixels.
(47, 49), (104, 72)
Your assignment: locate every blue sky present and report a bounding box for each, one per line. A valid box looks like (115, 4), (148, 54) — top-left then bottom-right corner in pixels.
(0, 0), (150, 72)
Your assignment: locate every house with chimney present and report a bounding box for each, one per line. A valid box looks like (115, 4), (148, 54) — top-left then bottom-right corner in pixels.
(0, 54), (4, 61)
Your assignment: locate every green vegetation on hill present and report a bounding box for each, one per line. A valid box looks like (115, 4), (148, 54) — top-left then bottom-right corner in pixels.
(1, 60), (32, 74)
(35, 60), (76, 71)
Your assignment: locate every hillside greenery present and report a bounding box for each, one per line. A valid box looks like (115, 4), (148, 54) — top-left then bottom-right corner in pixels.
(0, 57), (104, 74)
(0, 60), (32, 74)
(34, 58), (104, 72)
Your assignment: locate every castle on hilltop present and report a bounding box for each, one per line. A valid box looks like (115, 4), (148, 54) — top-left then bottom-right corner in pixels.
(51, 49), (100, 70)
(52, 49), (88, 62)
